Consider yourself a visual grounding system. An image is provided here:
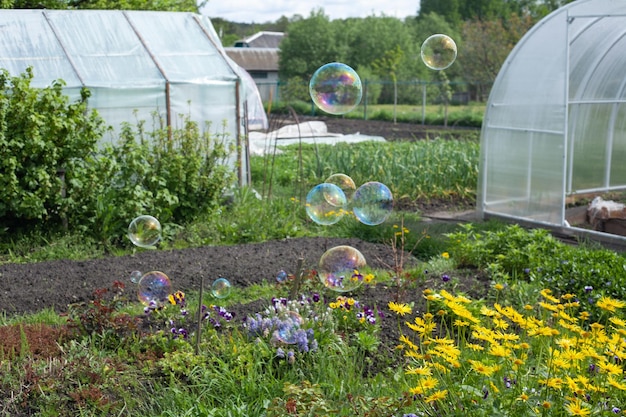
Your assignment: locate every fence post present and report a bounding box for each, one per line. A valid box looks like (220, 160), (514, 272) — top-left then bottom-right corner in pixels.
(363, 78), (368, 120)
(421, 82), (427, 125)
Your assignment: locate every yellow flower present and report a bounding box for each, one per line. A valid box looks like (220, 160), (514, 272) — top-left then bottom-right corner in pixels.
(542, 401), (551, 409)
(596, 360), (622, 376)
(494, 283), (505, 291)
(565, 398), (591, 416)
(405, 366), (432, 376)
(442, 252), (450, 259)
(597, 296), (626, 312)
(399, 334), (418, 351)
(539, 377), (563, 390)
(540, 288), (560, 303)
(489, 343), (511, 358)
(468, 359), (500, 376)
(424, 389), (448, 403)
(465, 343), (484, 351)
(388, 301), (412, 316)
(609, 316), (626, 328)
(607, 376), (626, 390)
(517, 393), (529, 402)
(364, 273), (374, 284)
(419, 376), (439, 391)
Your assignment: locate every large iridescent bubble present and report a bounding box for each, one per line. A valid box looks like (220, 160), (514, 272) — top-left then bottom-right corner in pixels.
(128, 215), (161, 248)
(306, 183), (347, 225)
(352, 181), (393, 226)
(309, 62), (362, 115)
(319, 245), (367, 292)
(421, 34), (457, 70)
(325, 173), (356, 201)
(137, 271), (172, 306)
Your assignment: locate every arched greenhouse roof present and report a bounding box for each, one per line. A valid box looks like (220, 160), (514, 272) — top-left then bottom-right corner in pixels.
(479, 0), (626, 242)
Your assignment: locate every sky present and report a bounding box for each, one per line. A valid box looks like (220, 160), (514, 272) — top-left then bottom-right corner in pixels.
(201, 0), (420, 24)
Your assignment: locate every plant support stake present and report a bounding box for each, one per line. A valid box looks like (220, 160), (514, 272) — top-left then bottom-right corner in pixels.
(195, 276), (205, 355)
(290, 258), (305, 300)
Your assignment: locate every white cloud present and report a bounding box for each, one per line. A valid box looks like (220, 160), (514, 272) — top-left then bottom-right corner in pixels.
(201, 0), (419, 23)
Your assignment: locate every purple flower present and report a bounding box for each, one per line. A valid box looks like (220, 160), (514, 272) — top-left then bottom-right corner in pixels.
(523, 268), (530, 274)
(287, 350), (295, 365)
(276, 347), (285, 358)
(312, 292), (320, 303)
(442, 274), (450, 282)
(612, 407), (621, 414)
(584, 285), (593, 293)
(403, 414), (419, 417)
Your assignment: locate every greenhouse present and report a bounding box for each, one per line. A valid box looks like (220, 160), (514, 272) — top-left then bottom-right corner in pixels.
(0, 10), (267, 184)
(478, 0), (626, 242)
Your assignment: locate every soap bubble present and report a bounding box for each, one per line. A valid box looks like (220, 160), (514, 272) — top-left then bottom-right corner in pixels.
(276, 270), (288, 283)
(325, 173), (356, 200)
(129, 270), (142, 284)
(319, 245), (367, 292)
(306, 183), (347, 225)
(128, 215), (161, 248)
(211, 277), (232, 299)
(137, 271), (171, 306)
(275, 311), (304, 344)
(421, 34), (457, 70)
(309, 62), (362, 115)
(352, 181), (393, 226)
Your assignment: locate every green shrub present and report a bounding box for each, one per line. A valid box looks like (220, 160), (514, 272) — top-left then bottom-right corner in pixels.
(0, 68), (105, 225)
(88, 116), (236, 245)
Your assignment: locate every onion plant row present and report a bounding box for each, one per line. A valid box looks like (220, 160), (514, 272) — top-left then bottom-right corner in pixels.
(252, 137), (480, 204)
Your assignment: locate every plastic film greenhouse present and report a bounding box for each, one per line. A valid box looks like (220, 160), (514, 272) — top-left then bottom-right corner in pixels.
(479, 0), (626, 242)
(0, 10), (267, 185)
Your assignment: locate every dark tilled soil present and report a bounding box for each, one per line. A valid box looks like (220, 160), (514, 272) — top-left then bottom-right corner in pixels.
(295, 115), (480, 141)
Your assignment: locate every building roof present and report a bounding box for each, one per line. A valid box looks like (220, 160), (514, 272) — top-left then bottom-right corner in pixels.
(224, 47), (279, 71)
(234, 31), (284, 48)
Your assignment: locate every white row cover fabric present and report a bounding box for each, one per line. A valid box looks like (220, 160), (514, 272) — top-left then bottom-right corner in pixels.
(0, 10), (269, 184)
(479, 0), (626, 237)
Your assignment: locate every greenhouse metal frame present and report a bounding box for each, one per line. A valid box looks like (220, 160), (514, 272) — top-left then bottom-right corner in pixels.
(0, 10), (267, 185)
(479, 0), (626, 243)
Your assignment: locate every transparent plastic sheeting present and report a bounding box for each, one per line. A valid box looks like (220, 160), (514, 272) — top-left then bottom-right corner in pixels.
(479, 0), (626, 229)
(0, 10), (268, 183)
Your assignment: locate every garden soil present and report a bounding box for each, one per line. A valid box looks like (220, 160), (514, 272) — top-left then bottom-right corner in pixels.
(0, 117), (484, 363)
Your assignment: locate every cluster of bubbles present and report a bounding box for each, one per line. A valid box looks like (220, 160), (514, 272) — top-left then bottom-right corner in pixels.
(319, 245), (367, 292)
(127, 214), (232, 304)
(308, 34), (456, 115)
(306, 174), (393, 227)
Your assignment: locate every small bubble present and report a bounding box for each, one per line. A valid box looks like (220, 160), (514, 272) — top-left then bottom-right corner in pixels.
(211, 277), (232, 299)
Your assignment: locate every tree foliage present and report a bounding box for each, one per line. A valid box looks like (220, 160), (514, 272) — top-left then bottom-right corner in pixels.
(5, 0), (202, 11)
(459, 13), (534, 99)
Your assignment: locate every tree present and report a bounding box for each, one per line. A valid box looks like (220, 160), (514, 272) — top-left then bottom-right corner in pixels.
(372, 45), (404, 123)
(278, 9), (345, 81)
(6, 0), (203, 11)
(458, 13), (533, 100)
(418, 0), (462, 28)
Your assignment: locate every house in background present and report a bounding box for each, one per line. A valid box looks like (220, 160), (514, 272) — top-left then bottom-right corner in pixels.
(225, 31), (284, 103)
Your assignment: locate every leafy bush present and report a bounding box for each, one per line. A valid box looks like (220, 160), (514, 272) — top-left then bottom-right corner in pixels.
(447, 223), (626, 301)
(0, 68), (105, 225)
(88, 116), (235, 244)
